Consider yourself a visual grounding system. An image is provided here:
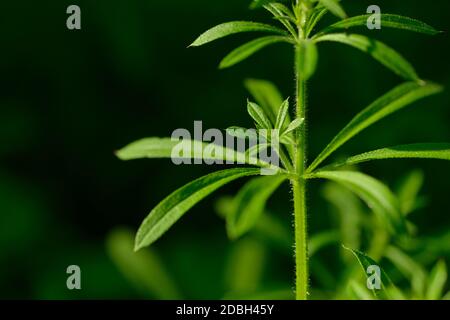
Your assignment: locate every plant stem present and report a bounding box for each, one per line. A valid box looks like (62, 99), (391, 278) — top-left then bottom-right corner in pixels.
(292, 45), (309, 300)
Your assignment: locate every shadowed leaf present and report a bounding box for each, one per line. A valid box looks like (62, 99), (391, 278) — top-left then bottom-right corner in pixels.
(190, 21), (287, 47)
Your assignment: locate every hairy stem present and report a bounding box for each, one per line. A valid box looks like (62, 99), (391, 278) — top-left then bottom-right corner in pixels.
(292, 45), (309, 300)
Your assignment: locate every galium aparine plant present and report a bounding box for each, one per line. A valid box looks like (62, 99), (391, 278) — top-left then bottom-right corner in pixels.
(117, 0), (449, 300)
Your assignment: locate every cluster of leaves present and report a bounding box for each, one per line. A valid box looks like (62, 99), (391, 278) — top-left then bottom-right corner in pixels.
(319, 169), (449, 300)
(116, 0), (449, 298)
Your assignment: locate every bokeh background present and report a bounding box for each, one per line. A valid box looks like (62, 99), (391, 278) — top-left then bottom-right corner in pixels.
(0, 0), (449, 299)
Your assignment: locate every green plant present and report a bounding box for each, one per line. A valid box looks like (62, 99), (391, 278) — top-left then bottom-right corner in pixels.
(117, 0), (449, 299)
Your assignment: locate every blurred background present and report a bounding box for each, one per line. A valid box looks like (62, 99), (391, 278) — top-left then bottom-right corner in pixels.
(0, 0), (449, 299)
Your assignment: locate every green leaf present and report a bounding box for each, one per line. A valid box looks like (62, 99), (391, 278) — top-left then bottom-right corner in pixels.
(227, 175), (286, 239)
(318, 14), (440, 36)
(322, 182), (363, 254)
(226, 127), (259, 141)
(385, 246), (427, 298)
(117, 137), (277, 169)
(247, 101), (273, 129)
(106, 228), (181, 299)
(397, 170), (425, 215)
(189, 21), (287, 47)
(274, 98), (290, 130)
(244, 79), (285, 123)
(134, 168), (261, 251)
(426, 260), (448, 300)
(215, 196), (292, 250)
(344, 246), (400, 300)
(319, 0), (347, 19)
(296, 40), (318, 80)
(314, 33), (419, 81)
(306, 7), (329, 37)
(224, 238), (266, 295)
(250, 0), (284, 9)
(282, 117), (304, 136)
(263, 3), (297, 37)
(219, 36), (292, 69)
(320, 143), (450, 170)
(308, 82), (443, 172)
(310, 171), (407, 235)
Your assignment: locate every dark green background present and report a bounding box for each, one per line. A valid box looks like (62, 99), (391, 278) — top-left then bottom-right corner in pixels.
(0, 0), (448, 299)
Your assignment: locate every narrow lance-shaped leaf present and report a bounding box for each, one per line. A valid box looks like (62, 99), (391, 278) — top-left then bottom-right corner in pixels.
(396, 170), (425, 216)
(134, 168), (261, 251)
(245, 79), (295, 157)
(385, 246), (427, 298)
(282, 117), (304, 137)
(307, 82), (443, 172)
(250, 0), (287, 9)
(426, 260), (448, 300)
(319, 143), (450, 170)
(309, 171), (407, 236)
(317, 14), (440, 36)
(263, 3), (297, 37)
(275, 98), (290, 130)
(189, 21), (287, 47)
(322, 182), (363, 253)
(344, 246), (400, 300)
(314, 33), (419, 81)
(220, 36), (293, 69)
(227, 175), (286, 239)
(296, 40), (318, 80)
(318, 0), (347, 19)
(116, 137), (278, 170)
(245, 78), (284, 123)
(306, 7), (329, 37)
(247, 101), (273, 129)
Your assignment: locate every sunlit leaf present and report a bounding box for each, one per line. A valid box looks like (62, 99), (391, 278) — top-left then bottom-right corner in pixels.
(315, 33), (419, 80)
(227, 175), (286, 239)
(308, 82), (443, 172)
(247, 101), (273, 129)
(275, 98), (290, 130)
(117, 137), (277, 169)
(306, 7), (328, 37)
(190, 21), (287, 47)
(226, 127), (259, 141)
(310, 171), (407, 235)
(220, 36), (293, 69)
(426, 260), (448, 300)
(318, 14), (440, 36)
(319, 0), (346, 19)
(320, 143), (450, 171)
(250, 0), (286, 9)
(135, 168), (261, 250)
(282, 117), (304, 136)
